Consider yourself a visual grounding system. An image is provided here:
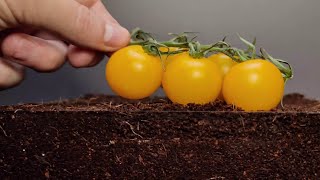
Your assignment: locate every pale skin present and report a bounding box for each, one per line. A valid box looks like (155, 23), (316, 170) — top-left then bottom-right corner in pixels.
(0, 0), (130, 89)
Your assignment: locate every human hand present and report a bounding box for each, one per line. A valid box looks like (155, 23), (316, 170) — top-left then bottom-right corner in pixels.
(0, 0), (130, 89)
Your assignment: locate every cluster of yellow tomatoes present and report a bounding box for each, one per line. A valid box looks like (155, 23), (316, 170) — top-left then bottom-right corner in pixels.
(105, 30), (292, 111)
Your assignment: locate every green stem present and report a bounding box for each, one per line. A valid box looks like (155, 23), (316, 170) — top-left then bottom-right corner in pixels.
(268, 58), (293, 79)
(130, 41), (231, 52)
(260, 48), (293, 79)
(129, 41), (147, 46)
(129, 28), (293, 80)
(161, 41), (189, 47)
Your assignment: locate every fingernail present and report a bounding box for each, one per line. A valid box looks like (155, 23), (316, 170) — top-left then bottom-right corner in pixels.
(104, 23), (114, 43)
(104, 23), (130, 51)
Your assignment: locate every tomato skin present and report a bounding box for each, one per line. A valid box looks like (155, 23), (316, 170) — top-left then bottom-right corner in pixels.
(162, 53), (223, 105)
(159, 47), (187, 67)
(106, 45), (163, 100)
(208, 53), (238, 76)
(208, 53), (238, 100)
(222, 59), (284, 111)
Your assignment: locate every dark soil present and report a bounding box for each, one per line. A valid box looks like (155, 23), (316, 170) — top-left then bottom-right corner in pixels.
(1, 93), (320, 179)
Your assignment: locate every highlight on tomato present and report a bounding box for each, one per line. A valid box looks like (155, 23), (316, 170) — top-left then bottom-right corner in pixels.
(106, 45), (163, 100)
(162, 53), (223, 105)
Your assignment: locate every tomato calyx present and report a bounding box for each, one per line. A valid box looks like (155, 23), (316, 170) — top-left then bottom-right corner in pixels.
(129, 28), (293, 80)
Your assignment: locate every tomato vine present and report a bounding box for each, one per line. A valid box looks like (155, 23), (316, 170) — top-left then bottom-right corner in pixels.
(129, 28), (293, 80)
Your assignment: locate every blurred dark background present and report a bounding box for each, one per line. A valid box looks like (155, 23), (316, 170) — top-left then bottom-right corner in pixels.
(1, 0), (319, 105)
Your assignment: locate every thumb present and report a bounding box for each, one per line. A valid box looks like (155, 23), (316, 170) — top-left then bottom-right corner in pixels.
(5, 0), (130, 52)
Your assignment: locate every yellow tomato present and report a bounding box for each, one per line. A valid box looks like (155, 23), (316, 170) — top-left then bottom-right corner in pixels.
(222, 59), (284, 111)
(208, 53), (238, 76)
(106, 45), (163, 100)
(208, 53), (238, 100)
(159, 47), (187, 67)
(162, 53), (223, 105)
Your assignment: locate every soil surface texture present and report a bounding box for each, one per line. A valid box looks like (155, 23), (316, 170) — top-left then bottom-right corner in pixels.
(1, 93), (320, 179)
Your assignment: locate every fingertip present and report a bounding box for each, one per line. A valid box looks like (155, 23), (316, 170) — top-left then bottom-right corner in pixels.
(104, 24), (130, 52)
(1, 33), (24, 59)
